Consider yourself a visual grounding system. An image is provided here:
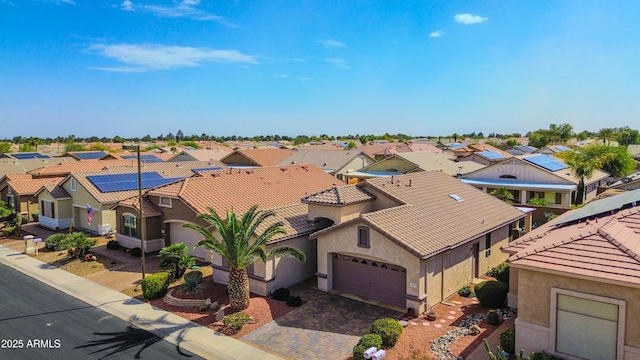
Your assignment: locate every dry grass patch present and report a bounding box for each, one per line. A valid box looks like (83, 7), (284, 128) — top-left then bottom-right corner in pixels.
(30, 249), (122, 277)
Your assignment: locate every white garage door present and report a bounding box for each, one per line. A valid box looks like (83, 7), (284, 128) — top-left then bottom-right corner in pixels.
(169, 222), (210, 261)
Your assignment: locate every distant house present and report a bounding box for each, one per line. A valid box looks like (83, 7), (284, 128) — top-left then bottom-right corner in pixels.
(67, 151), (116, 161)
(461, 155), (609, 222)
(167, 148), (232, 162)
(111, 165), (340, 296)
(0, 152), (51, 160)
(506, 145), (538, 156)
(277, 149), (374, 181)
(305, 172), (529, 315)
(501, 189), (640, 359)
(454, 144), (513, 166)
(0, 157), (76, 179)
(220, 148), (295, 167)
(28, 160), (135, 179)
(534, 144), (572, 154)
(344, 152), (485, 184)
(628, 145), (640, 161)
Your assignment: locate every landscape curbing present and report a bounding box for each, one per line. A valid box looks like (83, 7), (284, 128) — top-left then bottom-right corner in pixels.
(0, 244), (282, 360)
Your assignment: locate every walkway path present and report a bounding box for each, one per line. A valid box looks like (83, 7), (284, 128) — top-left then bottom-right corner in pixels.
(0, 244), (281, 360)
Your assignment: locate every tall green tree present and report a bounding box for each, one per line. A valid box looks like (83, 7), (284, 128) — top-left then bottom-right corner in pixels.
(0, 142), (12, 154)
(556, 150), (606, 205)
(581, 144), (635, 178)
(596, 128), (617, 145)
(184, 205), (306, 311)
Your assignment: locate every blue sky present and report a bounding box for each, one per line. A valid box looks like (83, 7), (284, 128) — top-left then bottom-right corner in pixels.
(1, 1), (640, 139)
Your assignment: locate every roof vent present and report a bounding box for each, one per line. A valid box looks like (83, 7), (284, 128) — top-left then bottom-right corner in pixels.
(281, 167), (289, 172)
(449, 194), (463, 202)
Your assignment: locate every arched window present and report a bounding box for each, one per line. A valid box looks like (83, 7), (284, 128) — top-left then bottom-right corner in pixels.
(499, 174), (517, 179)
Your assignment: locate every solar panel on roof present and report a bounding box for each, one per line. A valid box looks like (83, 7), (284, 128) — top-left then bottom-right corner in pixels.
(87, 172), (182, 193)
(523, 154), (568, 172)
(514, 145), (536, 153)
(477, 151), (506, 160)
(191, 167), (222, 173)
(121, 154), (163, 163)
(73, 152), (107, 160)
(554, 145), (571, 151)
(12, 153), (51, 159)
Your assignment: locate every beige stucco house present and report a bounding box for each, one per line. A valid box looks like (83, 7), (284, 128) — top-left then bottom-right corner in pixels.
(277, 149), (374, 182)
(304, 171), (529, 315)
(502, 189), (640, 360)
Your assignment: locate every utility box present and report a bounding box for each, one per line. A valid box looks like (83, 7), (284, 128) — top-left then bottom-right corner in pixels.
(363, 347), (377, 359)
(23, 235), (35, 255)
(372, 349), (386, 360)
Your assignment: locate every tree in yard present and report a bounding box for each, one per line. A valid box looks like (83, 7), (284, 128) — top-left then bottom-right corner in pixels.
(596, 128), (617, 145)
(346, 141), (357, 149)
(556, 150), (607, 205)
(183, 205), (306, 311)
(0, 142), (12, 154)
(580, 143), (635, 178)
(490, 187), (514, 204)
(158, 243), (195, 280)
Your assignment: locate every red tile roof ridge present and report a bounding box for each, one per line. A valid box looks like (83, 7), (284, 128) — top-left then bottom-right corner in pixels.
(512, 230), (597, 260)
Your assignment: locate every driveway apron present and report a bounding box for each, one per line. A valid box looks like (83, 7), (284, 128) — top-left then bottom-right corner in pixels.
(242, 285), (403, 360)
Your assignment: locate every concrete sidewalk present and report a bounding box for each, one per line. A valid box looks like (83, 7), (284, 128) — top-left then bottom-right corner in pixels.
(0, 244), (282, 360)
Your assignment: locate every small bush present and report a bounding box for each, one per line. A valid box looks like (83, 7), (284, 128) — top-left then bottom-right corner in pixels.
(369, 318), (403, 348)
(141, 272), (171, 300)
(131, 247), (142, 257)
(223, 312), (251, 331)
(487, 310), (500, 325)
(106, 240), (122, 250)
(352, 334), (383, 360)
(457, 286), (475, 298)
(45, 233), (68, 250)
(182, 271), (204, 294)
(492, 263), (510, 285)
(31, 210), (39, 222)
(286, 295), (302, 307)
(272, 287), (289, 301)
(60, 232), (96, 259)
(530, 351), (565, 360)
(527, 198), (548, 206)
(475, 280), (508, 309)
(499, 328), (515, 353)
(2, 226), (16, 237)
(199, 305), (208, 312)
(20, 215), (28, 225)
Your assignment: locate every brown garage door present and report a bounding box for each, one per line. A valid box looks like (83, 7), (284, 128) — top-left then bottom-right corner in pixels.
(332, 254), (406, 307)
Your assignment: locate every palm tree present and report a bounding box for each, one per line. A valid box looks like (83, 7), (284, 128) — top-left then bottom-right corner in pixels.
(183, 205), (306, 311)
(158, 243), (195, 280)
(596, 128), (617, 145)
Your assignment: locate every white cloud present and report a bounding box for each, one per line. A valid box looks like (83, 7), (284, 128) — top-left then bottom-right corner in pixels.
(88, 43), (258, 71)
(121, 0), (134, 11)
(318, 39), (347, 49)
(454, 13), (487, 25)
(429, 31), (445, 38)
(273, 73), (312, 81)
(122, 0), (235, 27)
(325, 58), (349, 69)
(49, 0), (74, 4)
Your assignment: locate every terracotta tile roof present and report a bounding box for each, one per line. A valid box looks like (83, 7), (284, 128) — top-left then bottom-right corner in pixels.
(28, 160), (134, 177)
(40, 183), (71, 199)
(103, 160), (226, 178)
(113, 196), (163, 217)
(0, 157), (76, 178)
(358, 143), (405, 158)
(256, 203), (315, 242)
(146, 165), (340, 215)
(302, 186), (376, 206)
(221, 148), (295, 167)
(396, 152), (485, 175)
(506, 207), (640, 285)
(311, 172), (527, 258)
(397, 143), (443, 154)
(1, 173), (33, 184)
(277, 149), (371, 172)
(8, 177), (64, 195)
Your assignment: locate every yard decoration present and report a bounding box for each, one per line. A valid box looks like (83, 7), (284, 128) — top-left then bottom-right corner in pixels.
(184, 205), (306, 312)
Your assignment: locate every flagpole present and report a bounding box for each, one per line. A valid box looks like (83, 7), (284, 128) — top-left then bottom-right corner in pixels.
(137, 144), (146, 279)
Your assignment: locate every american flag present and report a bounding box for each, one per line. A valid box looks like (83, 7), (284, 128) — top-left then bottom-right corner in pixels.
(87, 205), (98, 225)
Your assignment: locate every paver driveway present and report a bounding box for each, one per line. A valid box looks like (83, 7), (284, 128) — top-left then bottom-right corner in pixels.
(242, 284), (403, 360)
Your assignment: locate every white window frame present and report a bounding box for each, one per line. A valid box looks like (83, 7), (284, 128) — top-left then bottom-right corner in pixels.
(122, 213), (137, 238)
(70, 178), (77, 191)
(158, 197), (172, 208)
(549, 287), (625, 360)
(6, 194), (15, 209)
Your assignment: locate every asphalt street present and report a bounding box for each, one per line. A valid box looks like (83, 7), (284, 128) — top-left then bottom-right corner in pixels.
(0, 262), (203, 360)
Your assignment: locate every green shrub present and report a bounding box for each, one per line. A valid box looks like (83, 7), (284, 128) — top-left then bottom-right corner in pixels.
(458, 285), (475, 298)
(31, 210), (39, 222)
(487, 309), (500, 325)
(106, 240), (122, 250)
(352, 334), (383, 360)
(20, 215), (28, 225)
(159, 243), (194, 280)
(2, 226), (15, 236)
(530, 351), (565, 360)
(492, 263), (510, 285)
(499, 328), (515, 352)
(527, 198), (548, 206)
(45, 233), (68, 250)
(141, 272), (171, 300)
(60, 232), (96, 259)
(369, 318), (403, 348)
(182, 271), (203, 294)
(131, 247), (142, 257)
(475, 280), (508, 309)
(272, 287), (289, 301)
(223, 312), (251, 331)
(286, 295), (302, 307)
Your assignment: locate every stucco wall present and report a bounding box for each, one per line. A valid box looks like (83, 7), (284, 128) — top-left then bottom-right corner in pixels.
(267, 236), (316, 293)
(463, 159), (575, 185)
(364, 157), (417, 173)
(516, 268), (640, 348)
(337, 155), (374, 178)
(307, 202), (373, 225)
